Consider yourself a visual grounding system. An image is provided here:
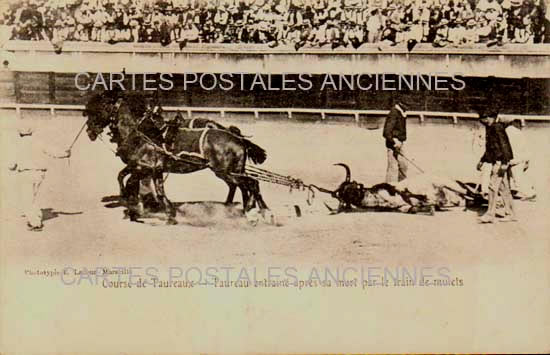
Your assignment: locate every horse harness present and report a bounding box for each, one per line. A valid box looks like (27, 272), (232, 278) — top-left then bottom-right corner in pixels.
(107, 100), (210, 168)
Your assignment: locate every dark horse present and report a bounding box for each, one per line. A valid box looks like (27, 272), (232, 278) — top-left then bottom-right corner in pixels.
(84, 91), (269, 223)
(115, 111), (247, 203)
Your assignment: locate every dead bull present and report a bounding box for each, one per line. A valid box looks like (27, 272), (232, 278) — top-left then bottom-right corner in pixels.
(320, 163), (471, 215)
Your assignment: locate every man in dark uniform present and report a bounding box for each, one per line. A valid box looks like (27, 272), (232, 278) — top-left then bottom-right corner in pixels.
(383, 99), (409, 183)
(477, 110), (516, 223)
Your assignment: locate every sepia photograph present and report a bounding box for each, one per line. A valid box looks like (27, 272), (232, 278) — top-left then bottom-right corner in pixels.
(0, 0), (549, 353)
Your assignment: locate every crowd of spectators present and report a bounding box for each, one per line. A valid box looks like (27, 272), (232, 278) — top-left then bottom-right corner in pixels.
(2, 0), (549, 49)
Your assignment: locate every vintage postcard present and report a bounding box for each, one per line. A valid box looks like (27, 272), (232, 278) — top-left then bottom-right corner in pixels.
(0, 0), (549, 353)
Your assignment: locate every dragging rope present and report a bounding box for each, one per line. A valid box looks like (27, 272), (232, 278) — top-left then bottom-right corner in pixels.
(240, 166), (326, 205)
(244, 166), (304, 189)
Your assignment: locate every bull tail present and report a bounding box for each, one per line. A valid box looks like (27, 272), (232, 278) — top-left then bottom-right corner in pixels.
(244, 139), (267, 165)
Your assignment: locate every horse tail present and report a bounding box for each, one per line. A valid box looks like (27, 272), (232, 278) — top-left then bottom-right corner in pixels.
(243, 139), (267, 165)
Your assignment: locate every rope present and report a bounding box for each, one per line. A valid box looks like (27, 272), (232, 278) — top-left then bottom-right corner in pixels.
(51, 120), (87, 166)
(243, 166), (304, 189)
(67, 121), (87, 152)
(245, 166), (298, 182)
(242, 166), (338, 206)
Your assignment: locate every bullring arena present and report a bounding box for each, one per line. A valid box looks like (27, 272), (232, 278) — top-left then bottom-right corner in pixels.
(1, 107), (549, 267)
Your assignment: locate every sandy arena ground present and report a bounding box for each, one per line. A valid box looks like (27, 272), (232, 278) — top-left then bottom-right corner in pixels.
(1, 110), (548, 268)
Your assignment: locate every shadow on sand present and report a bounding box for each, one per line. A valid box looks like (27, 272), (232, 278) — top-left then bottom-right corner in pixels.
(41, 208), (83, 222)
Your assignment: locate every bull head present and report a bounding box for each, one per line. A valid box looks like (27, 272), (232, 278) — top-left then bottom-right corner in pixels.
(309, 163), (365, 213)
(331, 163), (365, 210)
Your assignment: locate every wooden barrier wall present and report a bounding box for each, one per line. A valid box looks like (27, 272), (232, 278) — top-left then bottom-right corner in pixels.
(2, 72), (549, 115)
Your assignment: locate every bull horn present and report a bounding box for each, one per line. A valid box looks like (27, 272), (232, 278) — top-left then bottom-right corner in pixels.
(334, 163), (351, 182)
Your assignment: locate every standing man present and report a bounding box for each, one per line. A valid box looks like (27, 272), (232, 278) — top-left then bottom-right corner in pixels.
(477, 111), (517, 223)
(383, 99), (409, 183)
(506, 122), (536, 200)
(7, 121), (71, 231)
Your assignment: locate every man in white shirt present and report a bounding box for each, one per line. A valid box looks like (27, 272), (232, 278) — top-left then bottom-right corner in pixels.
(7, 121), (70, 231)
(506, 124), (536, 200)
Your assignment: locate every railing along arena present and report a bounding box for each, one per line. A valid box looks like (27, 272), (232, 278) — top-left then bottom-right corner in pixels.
(1, 103), (549, 126)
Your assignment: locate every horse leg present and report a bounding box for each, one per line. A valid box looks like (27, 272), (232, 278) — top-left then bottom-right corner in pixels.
(154, 171), (177, 225)
(240, 186), (250, 210)
(217, 173), (253, 212)
(124, 172), (139, 199)
(243, 189), (256, 211)
(127, 169), (145, 223)
(118, 166), (131, 198)
(246, 177), (269, 210)
(238, 177), (276, 225)
(145, 175), (160, 204)
(235, 176), (265, 213)
(225, 182), (237, 205)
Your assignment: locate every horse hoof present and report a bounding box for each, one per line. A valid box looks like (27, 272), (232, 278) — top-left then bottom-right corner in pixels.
(130, 217), (144, 224)
(128, 210), (143, 223)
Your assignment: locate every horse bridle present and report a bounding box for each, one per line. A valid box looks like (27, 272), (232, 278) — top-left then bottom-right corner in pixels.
(107, 100), (169, 151)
